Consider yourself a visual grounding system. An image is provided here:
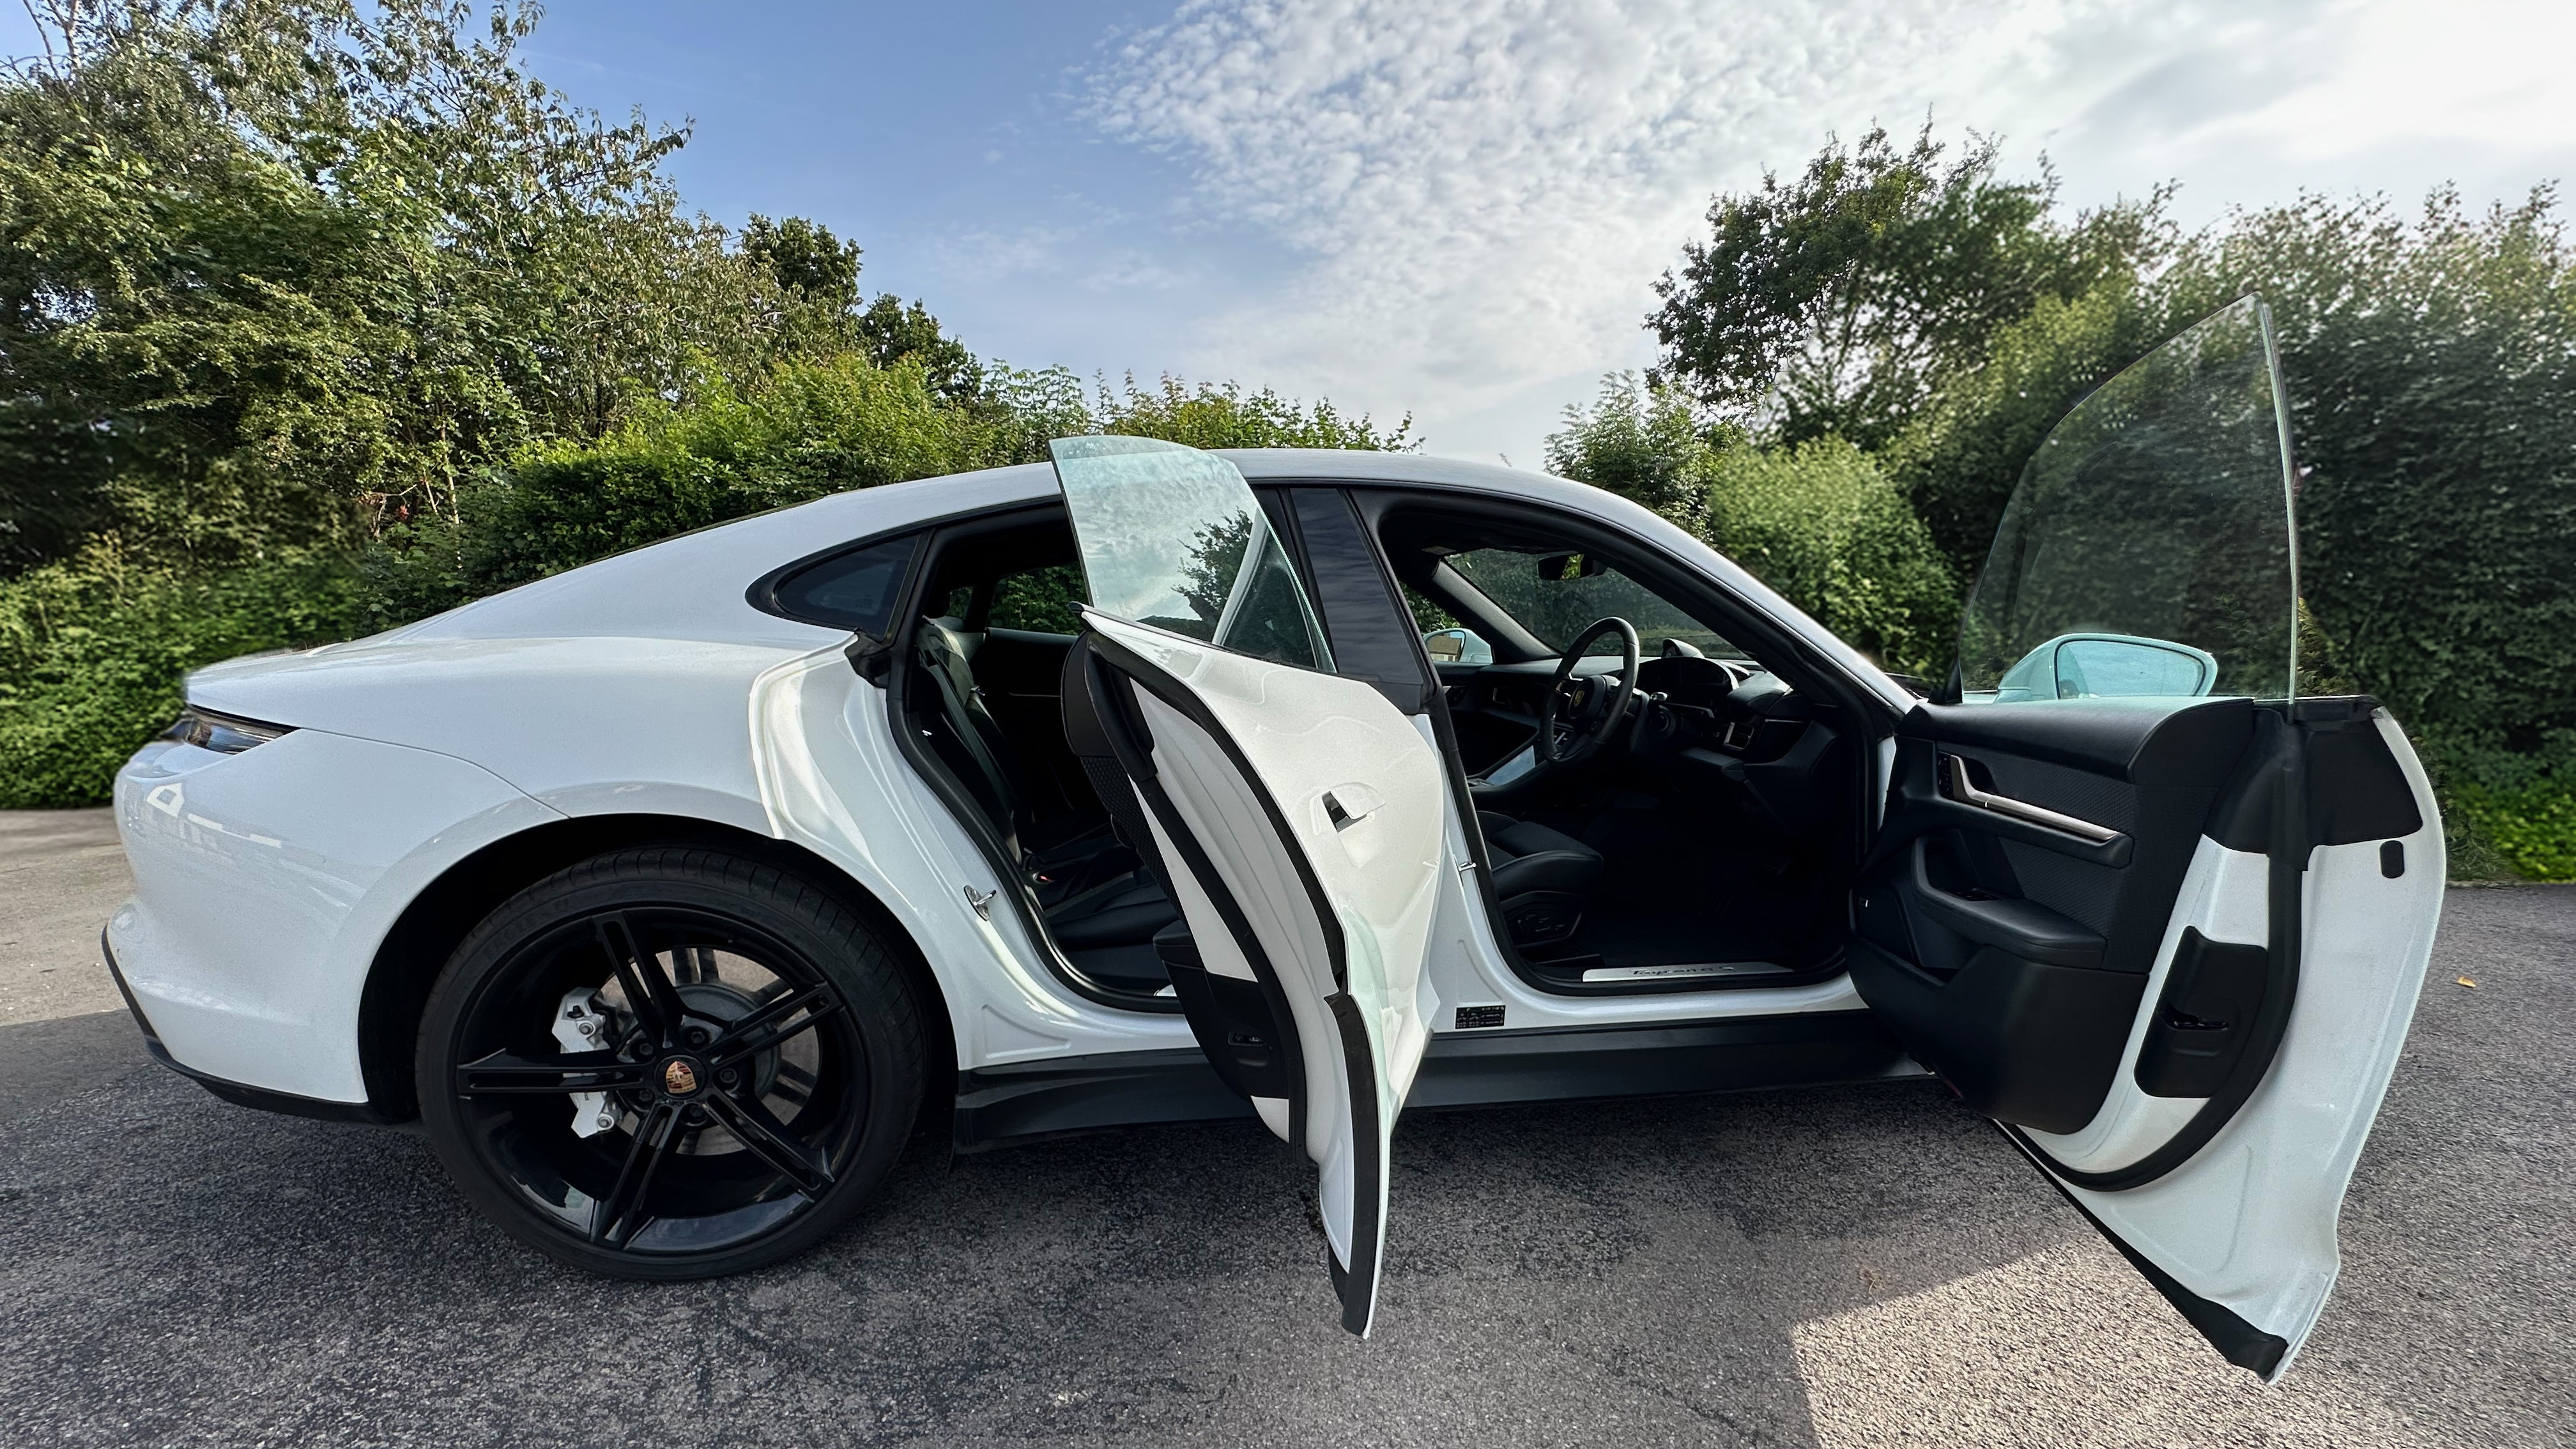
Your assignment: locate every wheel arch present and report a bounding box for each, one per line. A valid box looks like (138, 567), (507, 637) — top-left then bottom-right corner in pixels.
(357, 812), (955, 1121)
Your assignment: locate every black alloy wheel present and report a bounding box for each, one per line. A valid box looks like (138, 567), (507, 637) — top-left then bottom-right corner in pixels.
(417, 848), (924, 1279)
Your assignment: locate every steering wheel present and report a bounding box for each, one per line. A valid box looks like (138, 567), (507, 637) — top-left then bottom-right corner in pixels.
(1535, 617), (1641, 769)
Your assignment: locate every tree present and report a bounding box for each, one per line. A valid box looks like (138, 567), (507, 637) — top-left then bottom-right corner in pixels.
(855, 294), (987, 408)
(1648, 123), (2169, 450)
(1547, 376), (1956, 676)
(1541, 373), (1726, 521)
(0, 0), (788, 572)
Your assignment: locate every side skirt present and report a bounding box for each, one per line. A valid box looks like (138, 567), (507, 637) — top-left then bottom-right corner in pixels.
(949, 1010), (1917, 1153)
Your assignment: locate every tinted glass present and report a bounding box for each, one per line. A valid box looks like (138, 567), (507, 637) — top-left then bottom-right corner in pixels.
(1048, 436), (1333, 670)
(1958, 296), (2298, 703)
(989, 562), (1085, 633)
(1446, 548), (1738, 658)
(767, 535), (917, 635)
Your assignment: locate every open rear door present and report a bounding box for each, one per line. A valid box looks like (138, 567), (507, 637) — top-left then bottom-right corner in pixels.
(1852, 297), (2445, 1379)
(1050, 436), (1448, 1335)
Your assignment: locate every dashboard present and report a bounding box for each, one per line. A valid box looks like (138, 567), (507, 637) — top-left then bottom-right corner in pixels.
(1440, 651), (1846, 841)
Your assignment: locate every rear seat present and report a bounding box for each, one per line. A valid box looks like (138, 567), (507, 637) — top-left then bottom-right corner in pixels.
(913, 617), (1179, 991)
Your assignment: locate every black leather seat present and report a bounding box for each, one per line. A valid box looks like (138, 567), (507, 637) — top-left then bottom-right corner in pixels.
(914, 618), (1179, 988)
(1478, 811), (1606, 946)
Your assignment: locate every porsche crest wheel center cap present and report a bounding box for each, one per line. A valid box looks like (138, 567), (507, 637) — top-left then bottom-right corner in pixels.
(661, 1057), (703, 1096)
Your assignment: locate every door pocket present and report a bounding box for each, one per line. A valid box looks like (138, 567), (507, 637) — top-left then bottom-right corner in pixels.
(1849, 940), (2149, 1133)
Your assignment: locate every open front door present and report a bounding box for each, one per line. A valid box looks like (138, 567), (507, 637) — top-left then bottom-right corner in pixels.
(1050, 436), (1448, 1335)
(1853, 297), (2445, 1379)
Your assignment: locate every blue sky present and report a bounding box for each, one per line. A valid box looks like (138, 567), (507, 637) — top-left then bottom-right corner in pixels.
(8, 1), (2572, 465)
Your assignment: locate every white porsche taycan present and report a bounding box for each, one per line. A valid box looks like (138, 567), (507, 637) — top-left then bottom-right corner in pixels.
(105, 297), (2442, 1379)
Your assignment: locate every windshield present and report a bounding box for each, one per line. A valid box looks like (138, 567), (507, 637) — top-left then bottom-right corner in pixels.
(1047, 436), (1334, 671)
(1444, 548), (1740, 659)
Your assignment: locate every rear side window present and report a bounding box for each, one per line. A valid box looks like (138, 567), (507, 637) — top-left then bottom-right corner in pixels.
(988, 562), (1086, 634)
(762, 534), (919, 635)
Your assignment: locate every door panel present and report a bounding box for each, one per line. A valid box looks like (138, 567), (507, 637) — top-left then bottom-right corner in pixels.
(1079, 618), (1447, 1336)
(1049, 437), (1448, 1337)
(1863, 296), (2445, 1380)
(1857, 697), (2254, 1135)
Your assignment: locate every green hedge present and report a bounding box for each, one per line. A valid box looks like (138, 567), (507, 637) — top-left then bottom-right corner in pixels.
(0, 556), (373, 807)
(0, 358), (1413, 808)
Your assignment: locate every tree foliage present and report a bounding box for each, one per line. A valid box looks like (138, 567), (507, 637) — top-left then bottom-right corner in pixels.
(1649, 123), (2168, 450)
(1546, 376), (1955, 676)
(0, 0), (792, 571)
(0, 1), (1407, 808)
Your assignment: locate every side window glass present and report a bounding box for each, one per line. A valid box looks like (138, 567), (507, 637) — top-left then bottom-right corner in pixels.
(1446, 548), (1738, 658)
(763, 534), (919, 636)
(1958, 296), (2297, 704)
(988, 563), (1085, 634)
(1048, 436), (1334, 671)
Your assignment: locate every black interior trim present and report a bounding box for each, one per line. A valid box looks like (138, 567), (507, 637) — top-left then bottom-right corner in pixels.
(1339, 484), (1892, 997)
(1906, 843), (2105, 969)
(881, 505), (1181, 1015)
(2134, 928), (2271, 1097)
(1848, 939), (2147, 1133)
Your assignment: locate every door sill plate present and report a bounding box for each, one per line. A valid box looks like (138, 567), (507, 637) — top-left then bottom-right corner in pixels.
(1579, 962), (1795, 983)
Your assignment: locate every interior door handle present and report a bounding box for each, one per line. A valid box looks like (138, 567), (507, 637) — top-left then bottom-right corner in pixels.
(1941, 755), (2123, 845)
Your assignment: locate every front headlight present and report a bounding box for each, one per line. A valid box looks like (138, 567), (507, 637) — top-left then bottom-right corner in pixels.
(163, 705), (294, 755)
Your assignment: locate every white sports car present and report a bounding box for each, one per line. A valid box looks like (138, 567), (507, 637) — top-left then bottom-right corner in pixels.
(106, 298), (2442, 1380)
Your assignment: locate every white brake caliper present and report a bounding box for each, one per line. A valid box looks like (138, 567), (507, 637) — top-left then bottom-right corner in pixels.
(555, 988), (622, 1138)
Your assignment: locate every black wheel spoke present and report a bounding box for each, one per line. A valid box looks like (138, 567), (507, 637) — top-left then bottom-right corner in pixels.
(456, 1048), (645, 1095)
(597, 913), (689, 1046)
(703, 1089), (834, 1195)
(708, 981), (841, 1068)
(770, 1060), (817, 1107)
(590, 1100), (681, 1247)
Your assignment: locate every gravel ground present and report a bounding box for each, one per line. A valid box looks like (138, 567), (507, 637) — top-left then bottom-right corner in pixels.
(0, 809), (2567, 1447)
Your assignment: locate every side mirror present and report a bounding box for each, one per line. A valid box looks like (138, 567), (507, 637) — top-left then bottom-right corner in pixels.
(1991, 633), (2218, 702)
(1422, 628), (1491, 665)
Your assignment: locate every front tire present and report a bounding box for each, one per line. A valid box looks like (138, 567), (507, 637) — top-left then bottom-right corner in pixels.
(415, 848), (925, 1280)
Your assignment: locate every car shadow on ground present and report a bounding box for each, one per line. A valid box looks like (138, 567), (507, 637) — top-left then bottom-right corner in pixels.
(0, 887), (2568, 1448)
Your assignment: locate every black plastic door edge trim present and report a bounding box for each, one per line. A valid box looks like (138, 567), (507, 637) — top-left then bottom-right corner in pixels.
(1078, 640), (1317, 1150)
(1326, 991), (1384, 1337)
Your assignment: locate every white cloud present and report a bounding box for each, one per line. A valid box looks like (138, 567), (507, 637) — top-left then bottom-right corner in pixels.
(1088, 0), (2576, 463)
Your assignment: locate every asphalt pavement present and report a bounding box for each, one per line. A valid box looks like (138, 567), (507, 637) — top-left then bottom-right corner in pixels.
(0, 809), (2568, 1447)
